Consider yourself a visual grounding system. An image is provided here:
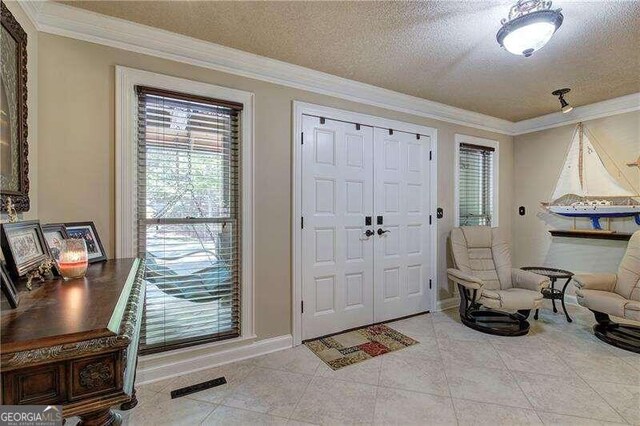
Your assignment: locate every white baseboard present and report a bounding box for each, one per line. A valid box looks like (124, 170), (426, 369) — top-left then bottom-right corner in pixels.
(436, 297), (460, 312)
(136, 334), (292, 385)
(564, 294), (578, 306)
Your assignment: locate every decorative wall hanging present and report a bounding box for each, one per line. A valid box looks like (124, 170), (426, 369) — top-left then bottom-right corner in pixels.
(1, 3), (29, 212)
(542, 122), (640, 230)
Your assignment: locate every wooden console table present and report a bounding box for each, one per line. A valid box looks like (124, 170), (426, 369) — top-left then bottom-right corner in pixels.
(1, 258), (145, 426)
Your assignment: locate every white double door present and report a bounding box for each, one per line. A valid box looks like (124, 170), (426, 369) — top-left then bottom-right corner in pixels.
(302, 115), (432, 340)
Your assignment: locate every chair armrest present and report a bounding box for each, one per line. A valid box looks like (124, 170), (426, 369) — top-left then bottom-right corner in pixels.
(573, 273), (617, 292)
(447, 268), (484, 290)
(512, 269), (550, 292)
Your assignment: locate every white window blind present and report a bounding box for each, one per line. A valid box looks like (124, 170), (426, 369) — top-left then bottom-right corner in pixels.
(458, 143), (495, 226)
(136, 86), (242, 353)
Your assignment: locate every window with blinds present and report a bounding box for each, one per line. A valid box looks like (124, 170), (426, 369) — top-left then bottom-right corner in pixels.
(136, 86), (242, 353)
(458, 143), (495, 226)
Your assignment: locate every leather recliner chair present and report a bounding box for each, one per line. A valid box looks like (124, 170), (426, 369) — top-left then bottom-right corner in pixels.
(574, 230), (640, 353)
(447, 226), (550, 336)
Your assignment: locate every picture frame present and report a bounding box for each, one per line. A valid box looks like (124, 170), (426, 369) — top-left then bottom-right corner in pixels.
(42, 223), (69, 260)
(0, 261), (19, 308)
(65, 222), (107, 263)
(1, 2), (30, 213)
(0, 220), (49, 278)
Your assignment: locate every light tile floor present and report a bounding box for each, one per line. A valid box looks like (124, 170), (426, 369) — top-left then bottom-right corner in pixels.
(97, 304), (640, 425)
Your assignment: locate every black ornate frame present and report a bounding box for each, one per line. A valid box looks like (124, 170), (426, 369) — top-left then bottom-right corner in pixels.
(0, 220), (49, 278)
(1, 2), (29, 212)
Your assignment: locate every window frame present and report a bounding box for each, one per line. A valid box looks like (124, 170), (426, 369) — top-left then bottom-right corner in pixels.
(116, 66), (255, 347)
(454, 134), (499, 228)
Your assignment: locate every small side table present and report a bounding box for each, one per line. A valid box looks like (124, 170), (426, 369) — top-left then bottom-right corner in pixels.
(521, 267), (574, 323)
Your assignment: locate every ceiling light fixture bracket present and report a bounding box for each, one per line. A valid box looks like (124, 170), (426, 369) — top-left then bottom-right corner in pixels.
(552, 88), (573, 114)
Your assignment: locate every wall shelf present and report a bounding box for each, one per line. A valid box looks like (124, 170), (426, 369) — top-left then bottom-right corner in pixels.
(549, 230), (633, 241)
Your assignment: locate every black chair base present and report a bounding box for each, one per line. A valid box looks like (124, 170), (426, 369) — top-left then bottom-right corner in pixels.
(592, 311), (640, 354)
(461, 309), (530, 336)
(457, 284), (530, 336)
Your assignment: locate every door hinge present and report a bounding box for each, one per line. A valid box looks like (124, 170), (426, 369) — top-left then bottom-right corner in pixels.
(301, 217), (304, 229)
(301, 300), (304, 313)
(429, 215), (432, 225)
(416, 134), (421, 140)
(429, 151), (433, 161)
(301, 132), (304, 145)
(429, 279), (432, 289)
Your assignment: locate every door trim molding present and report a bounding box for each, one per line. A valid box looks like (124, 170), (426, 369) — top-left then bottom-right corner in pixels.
(292, 101), (438, 346)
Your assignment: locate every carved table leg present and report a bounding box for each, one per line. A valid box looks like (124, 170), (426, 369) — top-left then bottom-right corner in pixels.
(78, 409), (122, 426)
(120, 387), (138, 410)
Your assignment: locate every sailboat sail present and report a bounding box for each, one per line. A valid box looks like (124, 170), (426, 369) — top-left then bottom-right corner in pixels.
(546, 123), (639, 230)
(551, 127), (585, 200)
(581, 133), (636, 197)
(551, 124), (637, 202)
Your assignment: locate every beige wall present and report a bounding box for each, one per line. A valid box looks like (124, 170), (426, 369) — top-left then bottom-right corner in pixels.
(3, 1), (38, 221)
(37, 33), (513, 341)
(513, 111), (640, 291)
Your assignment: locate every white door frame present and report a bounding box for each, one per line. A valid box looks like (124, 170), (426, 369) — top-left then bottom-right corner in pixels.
(292, 101), (438, 346)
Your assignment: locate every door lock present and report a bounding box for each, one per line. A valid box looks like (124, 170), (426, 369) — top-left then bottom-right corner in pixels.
(377, 228), (390, 236)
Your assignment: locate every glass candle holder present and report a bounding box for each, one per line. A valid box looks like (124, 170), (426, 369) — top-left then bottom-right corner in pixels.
(56, 238), (89, 280)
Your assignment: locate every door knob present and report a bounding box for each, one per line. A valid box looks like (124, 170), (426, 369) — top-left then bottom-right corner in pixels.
(377, 228), (390, 236)
(364, 229), (375, 237)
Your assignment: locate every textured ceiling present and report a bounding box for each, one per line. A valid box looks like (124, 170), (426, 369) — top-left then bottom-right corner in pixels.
(60, 1), (640, 121)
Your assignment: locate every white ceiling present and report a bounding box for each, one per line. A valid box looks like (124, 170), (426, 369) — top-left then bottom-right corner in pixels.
(61, 1), (640, 121)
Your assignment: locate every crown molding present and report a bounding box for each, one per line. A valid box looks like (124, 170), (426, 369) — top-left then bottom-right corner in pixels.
(511, 92), (640, 135)
(17, 1), (639, 136)
(19, 0), (514, 135)
(16, 0), (43, 30)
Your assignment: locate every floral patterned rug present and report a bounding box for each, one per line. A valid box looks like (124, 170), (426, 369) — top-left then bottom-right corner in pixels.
(304, 324), (418, 370)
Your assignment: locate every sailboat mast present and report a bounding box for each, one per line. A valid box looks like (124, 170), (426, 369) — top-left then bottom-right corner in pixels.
(578, 122), (584, 192)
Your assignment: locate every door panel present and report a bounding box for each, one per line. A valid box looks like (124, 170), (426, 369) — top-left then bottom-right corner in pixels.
(373, 129), (431, 322)
(302, 115), (375, 340)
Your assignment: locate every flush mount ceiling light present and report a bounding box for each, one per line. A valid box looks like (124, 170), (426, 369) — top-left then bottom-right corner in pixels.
(497, 0), (564, 57)
(552, 88), (573, 113)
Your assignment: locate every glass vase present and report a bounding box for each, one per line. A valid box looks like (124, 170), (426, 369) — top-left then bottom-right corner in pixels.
(56, 238), (89, 280)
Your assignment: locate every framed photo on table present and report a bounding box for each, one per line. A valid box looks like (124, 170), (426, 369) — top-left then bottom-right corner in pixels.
(0, 261), (19, 308)
(42, 223), (69, 260)
(65, 222), (107, 263)
(0, 220), (49, 278)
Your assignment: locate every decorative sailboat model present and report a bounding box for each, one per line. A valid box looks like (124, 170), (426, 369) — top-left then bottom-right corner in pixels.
(543, 122), (640, 230)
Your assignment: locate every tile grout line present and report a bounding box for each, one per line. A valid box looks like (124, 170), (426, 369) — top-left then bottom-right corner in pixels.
(287, 367), (316, 423)
(580, 376), (633, 425)
(435, 335), (460, 426)
(500, 355), (539, 415)
(198, 403), (223, 425)
(533, 409), (631, 425)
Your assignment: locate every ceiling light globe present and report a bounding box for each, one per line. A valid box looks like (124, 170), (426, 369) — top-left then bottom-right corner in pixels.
(502, 21), (556, 57)
(562, 104), (573, 114)
(497, 2), (564, 57)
